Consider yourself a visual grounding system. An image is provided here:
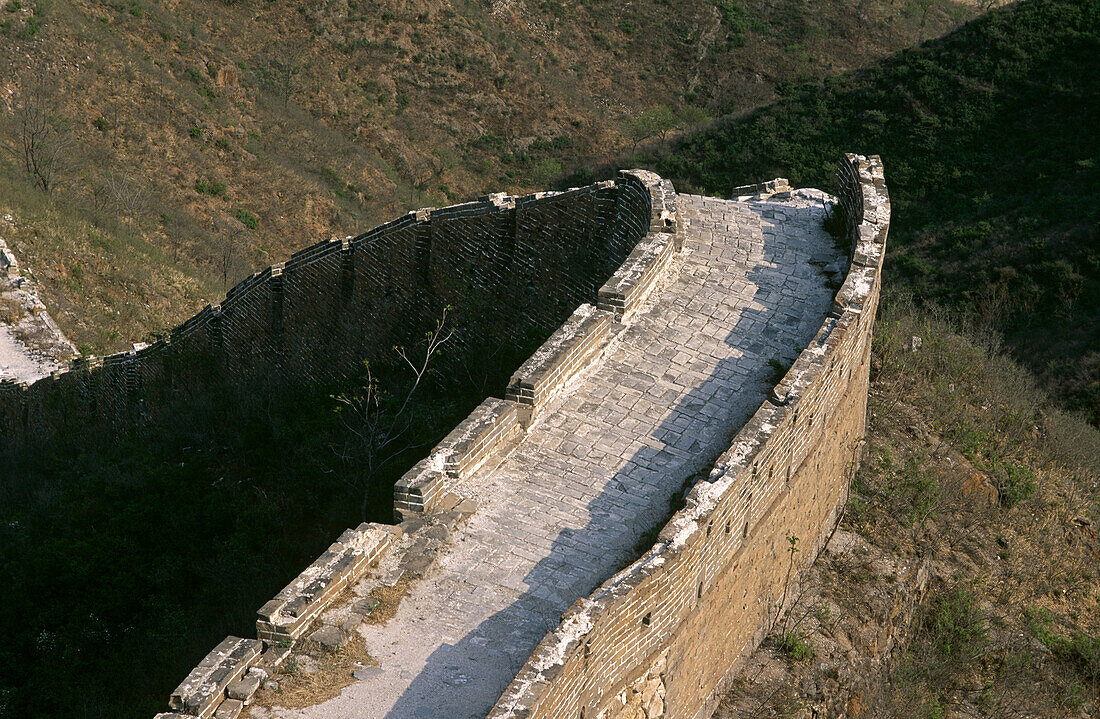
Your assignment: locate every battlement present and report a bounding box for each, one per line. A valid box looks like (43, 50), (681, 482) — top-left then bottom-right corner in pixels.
(0, 170), (672, 449)
(4, 153), (887, 719)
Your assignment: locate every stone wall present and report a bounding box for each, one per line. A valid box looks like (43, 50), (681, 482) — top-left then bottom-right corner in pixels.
(146, 171), (680, 719)
(0, 172), (661, 450)
(487, 154), (889, 719)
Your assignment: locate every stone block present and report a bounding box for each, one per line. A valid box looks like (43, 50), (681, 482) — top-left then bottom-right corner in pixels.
(256, 523), (394, 641)
(393, 398), (523, 516)
(226, 673), (261, 703)
(213, 698), (243, 719)
(505, 304), (612, 420)
(598, 232), (675, 321)
(258, 645), (291, 670)
(308, 625), (347, 649)
(169, 636), (261, 717)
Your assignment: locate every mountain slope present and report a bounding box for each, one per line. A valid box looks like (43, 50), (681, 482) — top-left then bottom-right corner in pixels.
(0, 0), (982, 355)
(659, 0), (1100, 423)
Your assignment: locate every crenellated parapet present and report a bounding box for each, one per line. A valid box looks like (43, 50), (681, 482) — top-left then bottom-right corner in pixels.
(487, 154), (888, 719)
(0, 172), (670, 450)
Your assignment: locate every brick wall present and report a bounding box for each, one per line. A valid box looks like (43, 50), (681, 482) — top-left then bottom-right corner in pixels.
(0, 174), (654, 450)
(487, 155), (889, 719)
(139, 170), (678, 718)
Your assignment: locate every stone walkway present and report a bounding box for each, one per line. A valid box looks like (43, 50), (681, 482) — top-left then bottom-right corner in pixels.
(270, 189), (845, 719)
(0, 324), (61, 383)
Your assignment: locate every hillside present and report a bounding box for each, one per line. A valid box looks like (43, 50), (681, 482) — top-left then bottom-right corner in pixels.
(657, 0), (1100, 422)
(0, 0), (982, 355)
(720, 298), (1100, 718)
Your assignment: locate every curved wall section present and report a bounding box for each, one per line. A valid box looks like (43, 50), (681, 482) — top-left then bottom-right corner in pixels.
(488, 154), (889, 719)
(0, 174), (656, 450)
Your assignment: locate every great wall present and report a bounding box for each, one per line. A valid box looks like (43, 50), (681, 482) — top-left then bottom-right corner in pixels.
(0, 154), (889, 719)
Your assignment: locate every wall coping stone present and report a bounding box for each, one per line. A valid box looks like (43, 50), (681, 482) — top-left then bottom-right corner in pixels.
(169, 636), (262, 718)
(394, 397), (524, 519)
(597, 232), (676, 321)
(505, 304), (613, 422)
(255, 523), (398, 642)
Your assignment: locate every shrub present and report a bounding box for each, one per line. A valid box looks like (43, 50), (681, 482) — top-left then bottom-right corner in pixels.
(928, 587), (986, 662)
(232, 208), (258, 229)
(778, 631), (814, 661)
(994, 461), (1036, 507)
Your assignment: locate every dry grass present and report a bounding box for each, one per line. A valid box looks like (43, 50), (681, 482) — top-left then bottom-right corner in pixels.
(362, 576), (412, 626)
(0, 0), (983, 354)
(248, 576), (412, 713)
(719, 295), (1099, 717)
(251, 633), (376, 712)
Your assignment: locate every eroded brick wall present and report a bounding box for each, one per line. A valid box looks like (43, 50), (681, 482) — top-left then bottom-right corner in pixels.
(488, 155), (889, 719)
(0, 176), (653, 449)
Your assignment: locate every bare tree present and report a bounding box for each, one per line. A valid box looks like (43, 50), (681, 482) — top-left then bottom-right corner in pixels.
(3, 76), (72, 194)
(93, 170), (149, 229)
(332, 308), (453, 519)
(257, 43), (307, 108)
(215, 219), (248, 292)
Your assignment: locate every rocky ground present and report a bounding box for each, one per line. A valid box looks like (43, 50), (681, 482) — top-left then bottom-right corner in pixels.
(0, 236), (77, 381)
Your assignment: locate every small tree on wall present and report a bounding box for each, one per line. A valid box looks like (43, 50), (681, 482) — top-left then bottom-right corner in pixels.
(332, 307), (454, 519)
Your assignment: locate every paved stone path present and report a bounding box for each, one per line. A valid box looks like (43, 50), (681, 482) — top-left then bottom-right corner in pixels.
(271, 189), (845, 719)
(0, 324), (61, 383)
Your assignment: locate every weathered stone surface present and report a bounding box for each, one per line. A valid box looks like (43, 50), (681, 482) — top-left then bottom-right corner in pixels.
(154, 159), (888, 719)
(488, 156), (888, 719)
(226, 674), (261, 703)
(213, 698), (243, 719)
(353, 666), (384, 681)
(395, 398), (524, 517)
(505, 304), (612, 420)
(598, 232), (676, 321)
(256, 645), (290, 671)
(256, 523), (396, 641)
(169, 636), (261, 717)
(308, 626), (347, 649)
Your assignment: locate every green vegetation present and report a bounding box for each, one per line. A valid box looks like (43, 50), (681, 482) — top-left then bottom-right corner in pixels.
(778, 630), (814, 661)
(659, 0), (1100, 423)
(194, 177), (226, 196)
(838, 295), (1100, 717)
(232, 207), (258, 229)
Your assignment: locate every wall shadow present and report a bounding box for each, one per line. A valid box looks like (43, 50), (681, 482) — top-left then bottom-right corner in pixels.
(378, 198), (843, 719)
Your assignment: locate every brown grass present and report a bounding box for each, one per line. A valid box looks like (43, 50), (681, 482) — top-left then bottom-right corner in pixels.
(718, 295), (1100, 717)
(248, 576), (413, 713)
(250, 632), (375, 712)
(362, 576), (412, 626)
(0, 0), (983, 354)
